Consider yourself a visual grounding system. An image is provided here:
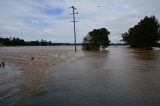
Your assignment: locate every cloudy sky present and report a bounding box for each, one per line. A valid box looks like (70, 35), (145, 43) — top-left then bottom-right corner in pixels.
(0, 0), (160, 43)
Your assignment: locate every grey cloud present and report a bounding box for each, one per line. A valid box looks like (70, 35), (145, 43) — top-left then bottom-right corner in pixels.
(0, 0), (160, 43)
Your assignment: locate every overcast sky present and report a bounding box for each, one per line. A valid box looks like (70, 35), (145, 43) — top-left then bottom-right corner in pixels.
(0, 0), (160, 43)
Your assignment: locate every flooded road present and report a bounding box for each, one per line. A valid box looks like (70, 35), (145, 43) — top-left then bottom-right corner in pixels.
(0, 46), (160, 106)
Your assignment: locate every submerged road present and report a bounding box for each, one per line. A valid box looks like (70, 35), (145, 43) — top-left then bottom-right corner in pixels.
(1, 46), (160, 106)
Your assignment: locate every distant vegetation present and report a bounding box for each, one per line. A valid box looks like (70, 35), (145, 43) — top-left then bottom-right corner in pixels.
(121, 16), (160, 49)
(0, 37), (72, 46)
(82, 28), (110, 50)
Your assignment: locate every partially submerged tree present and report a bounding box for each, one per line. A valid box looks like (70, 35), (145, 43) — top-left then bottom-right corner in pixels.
(121, 16), (160, 49)
(83, 28), (110, 50)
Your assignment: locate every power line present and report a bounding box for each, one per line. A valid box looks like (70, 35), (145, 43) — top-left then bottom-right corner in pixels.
(70, 6), (78, 52)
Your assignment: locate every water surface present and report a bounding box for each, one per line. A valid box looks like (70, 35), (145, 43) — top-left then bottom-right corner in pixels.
(0, 46), (160, 106)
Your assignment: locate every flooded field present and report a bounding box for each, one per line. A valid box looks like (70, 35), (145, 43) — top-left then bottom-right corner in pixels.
(0, 46), (160, 106)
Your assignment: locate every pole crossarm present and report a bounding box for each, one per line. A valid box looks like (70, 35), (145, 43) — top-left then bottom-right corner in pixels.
(70, 21), (79, 22)
(69, 12), (78, 15)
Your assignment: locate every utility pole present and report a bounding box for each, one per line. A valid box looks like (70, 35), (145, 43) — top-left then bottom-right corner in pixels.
(0, 36), (2, 47)
(70, 6), (78, 52)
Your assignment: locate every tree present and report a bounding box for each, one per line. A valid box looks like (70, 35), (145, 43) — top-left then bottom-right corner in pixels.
(122, 16), (160, 49)
(83, 28), (110, 50)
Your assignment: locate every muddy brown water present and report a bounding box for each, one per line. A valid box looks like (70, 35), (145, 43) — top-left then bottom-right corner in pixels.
(0, 46), (160, 106)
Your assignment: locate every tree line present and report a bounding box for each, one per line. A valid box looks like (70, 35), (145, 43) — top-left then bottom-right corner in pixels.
(0, 37), (71, 46)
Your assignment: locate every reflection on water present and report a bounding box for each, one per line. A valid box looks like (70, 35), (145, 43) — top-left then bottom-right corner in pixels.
(132, 49), (159, 60)
(0, 46), (160, 106)
(20, 67), (53, 96)
(131, 48), (160, 92)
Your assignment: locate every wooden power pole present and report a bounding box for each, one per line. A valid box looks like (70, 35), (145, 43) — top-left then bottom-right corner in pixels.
(70, 6), (78, 52)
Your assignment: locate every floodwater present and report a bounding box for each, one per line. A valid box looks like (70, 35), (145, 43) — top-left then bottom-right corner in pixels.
(0, 46), (160, 106)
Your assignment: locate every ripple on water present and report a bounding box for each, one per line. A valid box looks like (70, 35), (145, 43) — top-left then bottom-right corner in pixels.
(0, 63), (22, 105)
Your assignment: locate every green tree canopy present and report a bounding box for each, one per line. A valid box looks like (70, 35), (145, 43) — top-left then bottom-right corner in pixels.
(121, 16), (160, 49)
(83, 28), (110, 50)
